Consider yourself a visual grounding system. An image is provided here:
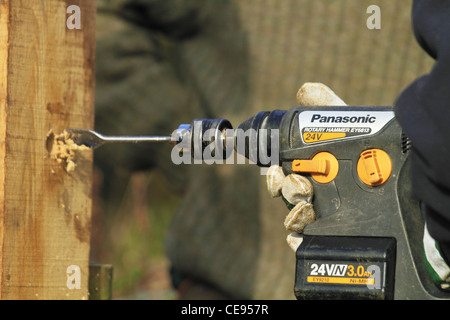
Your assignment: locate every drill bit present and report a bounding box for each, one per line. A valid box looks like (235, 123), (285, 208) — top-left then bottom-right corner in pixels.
(65, 129), (173, 150)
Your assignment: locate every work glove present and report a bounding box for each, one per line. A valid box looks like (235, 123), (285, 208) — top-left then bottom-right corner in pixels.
(423, 222), (450, 291)
(266, 83), (346, 252)
(422, 202), (450, 291)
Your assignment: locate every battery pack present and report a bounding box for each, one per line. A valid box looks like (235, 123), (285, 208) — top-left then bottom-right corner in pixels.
(295, 236), (396, 300)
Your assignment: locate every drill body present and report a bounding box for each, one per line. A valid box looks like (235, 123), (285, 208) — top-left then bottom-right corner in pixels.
(178, 105), (450, 299)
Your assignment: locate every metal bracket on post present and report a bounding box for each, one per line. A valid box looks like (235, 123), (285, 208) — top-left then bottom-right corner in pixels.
(89, 264), (113, 300)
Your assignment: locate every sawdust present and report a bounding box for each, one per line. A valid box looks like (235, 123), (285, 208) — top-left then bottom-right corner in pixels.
(47, 129), (90, 173)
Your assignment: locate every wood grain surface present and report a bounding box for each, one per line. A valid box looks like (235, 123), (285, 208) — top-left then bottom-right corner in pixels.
(0, 0), (96, 299)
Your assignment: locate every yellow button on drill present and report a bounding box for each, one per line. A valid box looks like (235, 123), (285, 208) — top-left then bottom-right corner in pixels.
(357, 149), (392, 187)
(292, 152), (339, 184)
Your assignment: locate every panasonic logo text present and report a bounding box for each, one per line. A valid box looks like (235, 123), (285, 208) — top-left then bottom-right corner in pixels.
(311, 114), (376, 124)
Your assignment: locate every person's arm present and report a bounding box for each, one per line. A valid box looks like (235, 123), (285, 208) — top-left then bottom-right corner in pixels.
(395, 0), (450, 291)
(395, 0), (450, 243)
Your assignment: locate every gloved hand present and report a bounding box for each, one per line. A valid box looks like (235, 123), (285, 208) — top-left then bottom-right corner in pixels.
(266, 83), (346, 252)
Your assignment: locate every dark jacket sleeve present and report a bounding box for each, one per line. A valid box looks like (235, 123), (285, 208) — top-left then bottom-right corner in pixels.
(395, 0), (450, 242)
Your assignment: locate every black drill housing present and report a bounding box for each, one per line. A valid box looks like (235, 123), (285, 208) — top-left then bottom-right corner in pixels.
(234, 105), (450, 300)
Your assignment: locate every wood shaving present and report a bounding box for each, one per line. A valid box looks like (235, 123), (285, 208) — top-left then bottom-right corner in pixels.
(47, 129), (90, 173)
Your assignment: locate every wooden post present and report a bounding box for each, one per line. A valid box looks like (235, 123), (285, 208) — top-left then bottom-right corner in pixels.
(0, 0), (96, 299)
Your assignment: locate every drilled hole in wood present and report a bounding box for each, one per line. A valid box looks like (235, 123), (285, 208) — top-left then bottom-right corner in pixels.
(46, 130), (55, 154)
(46, 129), (89, 173)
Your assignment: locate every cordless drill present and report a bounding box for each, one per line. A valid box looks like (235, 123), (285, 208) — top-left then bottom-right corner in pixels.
(69, 105), (450, 300)
(170, 105), (450, 300)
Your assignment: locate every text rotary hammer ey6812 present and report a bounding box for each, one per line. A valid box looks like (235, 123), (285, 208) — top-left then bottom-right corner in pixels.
(68, 105), (450, 300)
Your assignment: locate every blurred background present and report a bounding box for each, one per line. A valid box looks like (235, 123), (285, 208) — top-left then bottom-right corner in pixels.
(90, 0), (433, 299)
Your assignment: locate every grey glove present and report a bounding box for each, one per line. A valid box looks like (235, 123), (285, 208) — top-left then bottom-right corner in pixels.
(266, 83), (347, 251)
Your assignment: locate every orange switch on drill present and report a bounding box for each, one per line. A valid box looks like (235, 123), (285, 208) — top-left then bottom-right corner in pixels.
(292, 152), (339, 184)
(357, 149), (392, 186)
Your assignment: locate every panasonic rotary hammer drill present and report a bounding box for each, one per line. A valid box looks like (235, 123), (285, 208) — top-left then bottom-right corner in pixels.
(69, 105), (450, 300)
(169, 105), (450, 300)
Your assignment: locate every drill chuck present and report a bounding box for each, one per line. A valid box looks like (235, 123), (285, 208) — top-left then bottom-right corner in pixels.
(174, 111), (285, 166)
(174, 118), (233, 161)
(235, 110), (285, 166)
